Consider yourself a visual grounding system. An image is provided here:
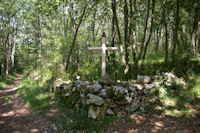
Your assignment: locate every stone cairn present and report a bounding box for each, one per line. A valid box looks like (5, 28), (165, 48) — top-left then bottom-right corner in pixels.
(55, 73), (185, 120)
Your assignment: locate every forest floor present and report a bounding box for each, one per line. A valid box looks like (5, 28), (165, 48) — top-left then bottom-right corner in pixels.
(107, 109), (200, 133)
(0, 75), (55, 133)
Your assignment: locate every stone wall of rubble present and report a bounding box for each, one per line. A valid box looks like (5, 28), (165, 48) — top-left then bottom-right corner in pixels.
(55, 73), (186, 120)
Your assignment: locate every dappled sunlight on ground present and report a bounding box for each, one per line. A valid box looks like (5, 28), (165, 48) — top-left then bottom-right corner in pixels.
(0, 75), (54, 133)
(108, 110), (200, 133)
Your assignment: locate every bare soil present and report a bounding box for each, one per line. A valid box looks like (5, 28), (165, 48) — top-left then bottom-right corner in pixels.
(107, 111), (200, 133)
(0, 75), (54, 133)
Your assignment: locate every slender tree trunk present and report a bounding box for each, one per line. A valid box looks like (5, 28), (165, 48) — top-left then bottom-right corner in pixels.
(65, 5), (87, 72)
(133, 0), (150, 74)
(137, 0), (150, 62)
(124, 0), (130, 79)
(10, 34), (16, 73)
(92, 0), (97, 44)
(1, 31), (6, 75)
(6, 31), (10, 75)
(163, 0), (169, 63)
(37, 13), (42, 58)
(155, 28), (160, 52)
(160, 26), (164, 50)
(191, 2), (200, 53)
(172, 0), (180, 60)
(109, 5), (116, 75)
(198, 34), (200, 53)
(132, 0), (138, 77)
(112, 0), (126, 64)
(111, 3), (115, 48)
(142, 0), (155, 65)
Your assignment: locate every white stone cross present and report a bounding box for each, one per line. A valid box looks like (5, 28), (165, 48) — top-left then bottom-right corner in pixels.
(88, 32), (118, 77)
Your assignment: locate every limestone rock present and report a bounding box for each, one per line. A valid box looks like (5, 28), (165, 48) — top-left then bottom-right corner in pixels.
(163, 72), (176, 79)
(137, 75), (150, 84)
(99, 75), (114, 85)
(130, 101), (140, 112)
(125, 96), (132, 103)
(130, 92), (136, 98)
(120, 81), (129, 88)
(109, 103), (117, 108)
(144, 83), (154, 89)
(80, 93), (86, 105)
(88, 105), (100, 119)
(65, 92), (70, 97)
(129, 86), (136, 92)
(153, 81), (160, 88)
(75, 81), (89, 90)
(90, 82), (102, 93)
(99, 89), (107, 98)
(113, 86), (128, 94)
(133, 84), (143, 90)
(104, 85), (112, 90)
(86, 94), (105, 105)
(106, 108), (114, 115)
(115, 101), (128, 105)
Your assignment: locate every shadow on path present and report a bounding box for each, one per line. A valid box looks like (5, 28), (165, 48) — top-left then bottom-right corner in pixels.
(0, 75), (54, 133)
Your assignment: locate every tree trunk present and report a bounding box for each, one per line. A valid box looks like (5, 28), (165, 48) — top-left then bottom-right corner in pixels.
(172, 0), (180, 61)
(92, 0), (97, 44)
(37, 13), (42, 58)
(65, 5), (87, 72)
(10, 34), (16, 73)
(6, 31), (10, 75)
(160, 26), (164, 50)
(112, 0), (126, 64)
(109, 5), (116, 75)
(142, 0), (155, 65)
(163, 0), (169, 63)
(1, 31), (6, 75)
(132, 0), (138, 77)
(133, 0), (151, 74)
(191, 2), (200, 53)
(124, 0), (130, 79)
(137, 0), (150, 62)
(155, 28), (160, 52)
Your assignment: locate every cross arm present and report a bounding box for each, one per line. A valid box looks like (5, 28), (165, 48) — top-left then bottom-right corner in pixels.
(106, 47), (119, 51)
(87, 47), (102, 51)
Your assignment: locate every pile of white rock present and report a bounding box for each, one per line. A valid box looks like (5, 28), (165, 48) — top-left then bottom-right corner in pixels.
(55, 75), (158, 120)
(55, 73), (186, 119)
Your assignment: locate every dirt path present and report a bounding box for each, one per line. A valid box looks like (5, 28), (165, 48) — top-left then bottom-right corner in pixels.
(107, 111), (200, 133)
(0, 75), (54, 133)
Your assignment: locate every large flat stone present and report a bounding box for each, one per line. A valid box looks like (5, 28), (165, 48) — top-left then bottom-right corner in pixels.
(86, 94), (105, 105)
(137, 75), (150, 84)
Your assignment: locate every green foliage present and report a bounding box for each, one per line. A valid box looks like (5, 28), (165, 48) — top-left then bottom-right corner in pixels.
(0, 73), (18, 88)
(137, 51), (200, 118)
(53, 98), (117, 132)
(0, 96), (12, 104)
(18, 77), (118, 132)
(17, 77), (53, 115)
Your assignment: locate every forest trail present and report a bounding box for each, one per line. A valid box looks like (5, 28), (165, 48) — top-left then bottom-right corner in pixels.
(0, 75), (54, 133)
(108, 111), (200, 133)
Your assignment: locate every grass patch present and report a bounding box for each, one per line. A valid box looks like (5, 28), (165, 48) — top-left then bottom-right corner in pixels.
(18, 77), (118, 132)
(140, 52), (200, 118)
(0, 73), (18, 88)
(17, 77), (53, 115)
(52, 97), (118, 132)
(0, 96), (12, 104)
